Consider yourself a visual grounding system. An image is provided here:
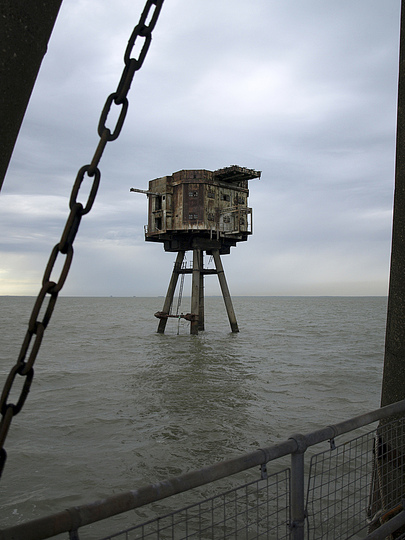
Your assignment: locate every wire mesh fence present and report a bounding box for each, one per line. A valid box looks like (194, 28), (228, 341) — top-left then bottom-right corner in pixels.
(367, 417), (405, 538)
(305, 429), (375, 539)
(99, 417), (405, 540)
(100, 469), (290, 540)
(306, 417), (405, 539)
(3, 400), (405, 540)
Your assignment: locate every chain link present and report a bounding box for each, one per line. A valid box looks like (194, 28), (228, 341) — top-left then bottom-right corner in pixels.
(0, 0), (165, 478)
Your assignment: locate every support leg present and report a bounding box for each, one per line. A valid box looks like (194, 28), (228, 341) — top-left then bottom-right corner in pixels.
(198, 251), (205, 331)
(212, 250), (239, 333)
(157, 251), (185, 334)
(190, 249), (201, 335)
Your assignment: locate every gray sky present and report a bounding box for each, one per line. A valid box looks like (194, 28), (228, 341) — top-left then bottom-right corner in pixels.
(0, 0), (401, 297)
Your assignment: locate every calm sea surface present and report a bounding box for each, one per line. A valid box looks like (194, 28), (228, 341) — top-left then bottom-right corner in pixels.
(0, 296), (387, 536)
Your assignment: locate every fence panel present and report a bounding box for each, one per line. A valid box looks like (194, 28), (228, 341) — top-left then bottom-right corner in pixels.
(306, 428), (375, 539)
(306, 416), (405, 540)
(100, 469), (290, 540)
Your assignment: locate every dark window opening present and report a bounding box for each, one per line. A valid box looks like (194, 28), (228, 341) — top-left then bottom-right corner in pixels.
(155, 196), (162, 210)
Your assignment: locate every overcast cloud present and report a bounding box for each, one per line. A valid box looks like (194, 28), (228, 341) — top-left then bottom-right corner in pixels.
(0, 0), (401, 297)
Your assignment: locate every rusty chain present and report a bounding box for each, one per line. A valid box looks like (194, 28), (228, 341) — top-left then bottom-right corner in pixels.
(0, 0), (164, 478)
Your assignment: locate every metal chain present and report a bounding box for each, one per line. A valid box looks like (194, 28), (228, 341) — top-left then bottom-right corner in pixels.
(0, 0), (164, 478)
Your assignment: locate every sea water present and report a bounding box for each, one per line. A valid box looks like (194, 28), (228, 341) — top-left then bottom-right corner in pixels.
(0, 296), (387, 535)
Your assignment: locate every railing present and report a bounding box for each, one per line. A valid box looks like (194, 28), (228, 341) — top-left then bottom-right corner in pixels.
(220, 207), (253, 235)
(2, 400), (405, 540)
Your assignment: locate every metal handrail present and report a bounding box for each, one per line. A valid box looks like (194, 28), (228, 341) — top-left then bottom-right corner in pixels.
(364, 510), (405, 540)
(1, 399), (405, 540)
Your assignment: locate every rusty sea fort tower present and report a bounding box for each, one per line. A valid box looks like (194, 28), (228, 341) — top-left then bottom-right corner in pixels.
(131, 165), (261, 334)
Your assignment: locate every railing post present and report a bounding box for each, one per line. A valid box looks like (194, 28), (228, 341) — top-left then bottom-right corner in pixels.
(289, 434), (307, 540)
